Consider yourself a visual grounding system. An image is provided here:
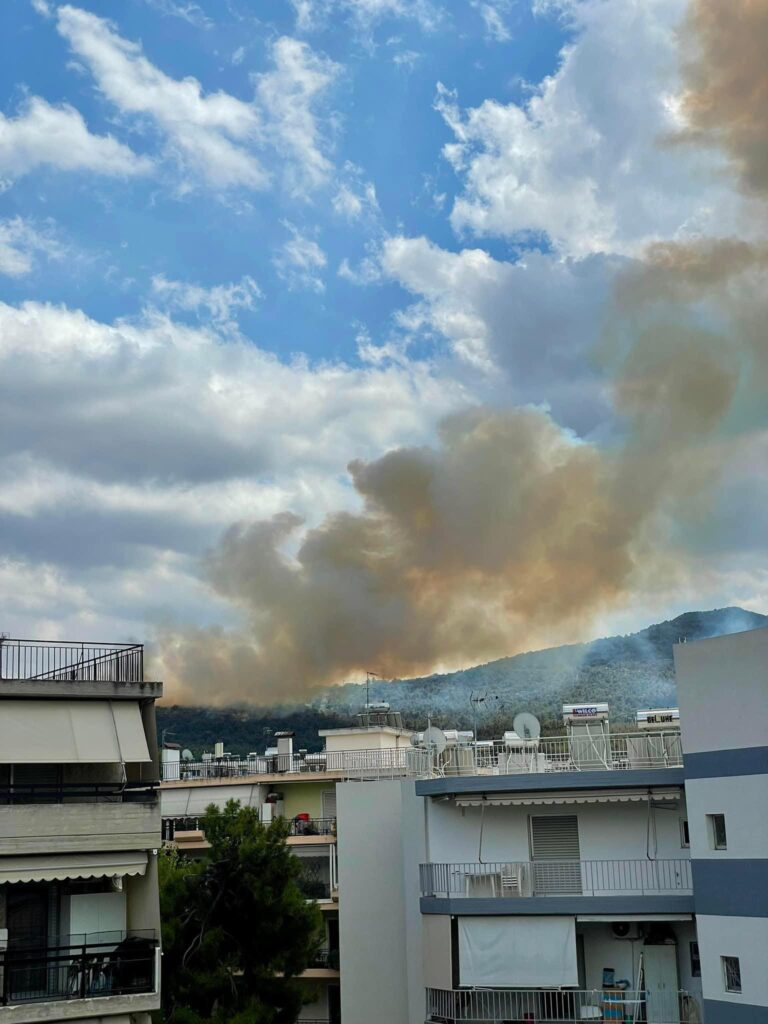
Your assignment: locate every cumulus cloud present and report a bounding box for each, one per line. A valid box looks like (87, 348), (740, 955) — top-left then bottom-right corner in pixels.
(436, 0), (743, 256)
(56, 4), (266, 190)
(150, 274), (261, 327)
(0, 218), (64, 277)
(0, 95), (151, 180)
(273, 222), (327, 292)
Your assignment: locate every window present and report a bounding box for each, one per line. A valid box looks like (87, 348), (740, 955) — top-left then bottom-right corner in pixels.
(708, 813), (727, 850)
(722, 956), (741, 993)
(680, 819), (690, 848)
(690, 942), (701, 978)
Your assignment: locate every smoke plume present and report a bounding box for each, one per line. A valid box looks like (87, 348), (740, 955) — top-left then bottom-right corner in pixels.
(157, 0), (768, 704)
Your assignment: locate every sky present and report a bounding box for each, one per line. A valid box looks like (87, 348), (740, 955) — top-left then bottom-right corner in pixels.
(1, 0), (766, 702)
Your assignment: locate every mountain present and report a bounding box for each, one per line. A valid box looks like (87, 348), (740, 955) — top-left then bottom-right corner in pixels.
(157, 606), (767, 755)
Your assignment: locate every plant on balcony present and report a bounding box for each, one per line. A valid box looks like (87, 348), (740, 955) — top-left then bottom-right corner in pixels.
(159, 800), (323, 1024)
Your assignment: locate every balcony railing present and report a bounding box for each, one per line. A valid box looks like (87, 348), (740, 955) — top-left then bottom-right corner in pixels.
(289, 817), (336, 837)
(309, 949), (340, 970)
(0, 931), (158, 1006)
(426, 987), (694, 1023)
(166, 746), (430, 782)
(425, 731), (683, 778)
(420, 859), (693, 898)
(0, 639), (144, 683)
(0, 781), (158, 806)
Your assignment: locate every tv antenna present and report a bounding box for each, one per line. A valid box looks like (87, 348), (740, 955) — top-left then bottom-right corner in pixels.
(469, 691), (504, 741)
(365, 670), (379, 706)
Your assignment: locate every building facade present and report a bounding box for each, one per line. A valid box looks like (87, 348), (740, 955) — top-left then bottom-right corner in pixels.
(675, 627), (768, 1024)
(0, 638), (162, 1024)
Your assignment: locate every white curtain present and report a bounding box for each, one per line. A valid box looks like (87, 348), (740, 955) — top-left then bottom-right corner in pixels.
(458, 916), (578, 987)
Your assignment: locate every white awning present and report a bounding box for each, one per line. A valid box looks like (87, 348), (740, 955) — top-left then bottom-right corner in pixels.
(0, 700), (151, 763)
(454, 787), (681, 807)
(0, 851), (148, 885)
(459, 916), (578, 987)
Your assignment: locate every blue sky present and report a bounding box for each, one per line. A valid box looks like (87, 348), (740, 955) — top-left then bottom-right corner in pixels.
(0, 0), (765, 702)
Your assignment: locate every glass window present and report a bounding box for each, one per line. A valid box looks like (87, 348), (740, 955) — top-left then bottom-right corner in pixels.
(722, 955), (741, 993)
(690, 941), (701, 978)
(709, 813), (727, 850)
(680, 819), (690, 847)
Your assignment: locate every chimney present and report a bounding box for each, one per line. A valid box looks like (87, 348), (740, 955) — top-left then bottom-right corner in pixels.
(274, 731), (294, 758)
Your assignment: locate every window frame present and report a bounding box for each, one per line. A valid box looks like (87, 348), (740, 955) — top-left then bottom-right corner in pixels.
(708, 813), (727, 850)
(680, 818), (690, 848)
(722, 955), (742, 994)
(689, 941), (701, 979)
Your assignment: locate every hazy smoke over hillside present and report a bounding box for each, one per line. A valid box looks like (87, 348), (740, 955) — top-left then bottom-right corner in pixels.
(158, 0), (768, 705)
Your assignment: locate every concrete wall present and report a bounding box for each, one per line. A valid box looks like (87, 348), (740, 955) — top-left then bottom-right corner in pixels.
(685, 775), (768, 859)
(337, 780), (426, 1024)
(425, 797), (687, 866)
(696, 915), (768, 1007)
(422, 915), (452, 989)
(322, 729), (408, 752)
(0, 802), (160, 855)
(280, 781), (333, 820)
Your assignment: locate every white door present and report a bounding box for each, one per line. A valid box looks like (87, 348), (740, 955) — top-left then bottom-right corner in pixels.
(322, 788), (337, 821)
(644, 945), (680, 1024)
(529, 814), (582, 894)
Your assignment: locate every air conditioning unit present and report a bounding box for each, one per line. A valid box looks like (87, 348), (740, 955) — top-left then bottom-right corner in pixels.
(612, 922), (641, 939)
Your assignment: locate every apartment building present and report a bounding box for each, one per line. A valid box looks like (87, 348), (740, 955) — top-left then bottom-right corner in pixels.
(337, 705), (699, 1024)
(675, 627), (768, 1024)
(159, 705), (425, 1024)
(0, 638), (162, 1024)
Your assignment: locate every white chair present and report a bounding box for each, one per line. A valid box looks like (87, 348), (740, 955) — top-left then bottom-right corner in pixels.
(499, 865), (521, 896)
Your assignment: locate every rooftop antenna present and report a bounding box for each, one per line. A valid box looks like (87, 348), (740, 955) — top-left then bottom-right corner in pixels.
(365, 670), (379, 707)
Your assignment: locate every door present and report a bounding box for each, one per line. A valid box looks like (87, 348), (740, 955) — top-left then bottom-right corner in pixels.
(529, 814), (582, 894)
(328, 982), (341, 1024)
(321, 788), (337, 823)
(6, 885), (50, 1001)
(643, 945), (680, 1024)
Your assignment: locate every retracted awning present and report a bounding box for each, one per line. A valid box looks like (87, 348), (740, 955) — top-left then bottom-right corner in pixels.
(0, 700), (151, 763)
(0, 850), (148, 885)
(454, 787), (681, 807)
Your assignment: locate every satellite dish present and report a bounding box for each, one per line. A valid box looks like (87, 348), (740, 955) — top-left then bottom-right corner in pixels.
(423, 726), (448, 755)
(181, 748), (194, 761)
(513, 712), (541, 741)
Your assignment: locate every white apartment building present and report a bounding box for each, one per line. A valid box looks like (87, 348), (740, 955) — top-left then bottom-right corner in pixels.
(674, 627), (768, 1024)
(0, 638), (162, 1024)
(160, 705), (425, 1024)
(337, 706), (699, 1024)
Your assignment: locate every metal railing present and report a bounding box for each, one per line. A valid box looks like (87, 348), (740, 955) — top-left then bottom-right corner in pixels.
(0, 639), (144, 683)
(165, 746), (430, 782)
(426, 987), (694, 1023)
(420, 858), (693, 898)
(0, 781), (158, 806)
(308, 948), (340, 970)
(0, 931), (157, 1006)
(426, 731), (683, 777)
(289, 817), (336, 837)
(161, 816), (202, 841)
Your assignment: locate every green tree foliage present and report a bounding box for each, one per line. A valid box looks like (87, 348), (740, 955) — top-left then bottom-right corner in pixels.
(159, 801), (323, 1024)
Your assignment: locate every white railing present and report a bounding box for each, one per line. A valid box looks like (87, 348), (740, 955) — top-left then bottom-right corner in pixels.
(420, 858), (693, 898)
(164, 746), (431, 782)
(426, 987), (695, 1022)
(424, 730), (683, 778)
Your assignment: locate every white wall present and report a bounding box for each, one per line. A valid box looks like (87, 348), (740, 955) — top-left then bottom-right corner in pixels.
(696, 915), (768, 1007)
(685, 775), (768, 859)
(674, 628), (768, 754)
(422, 915), (452, 989)
(425, 799), (687, 866)
(337, 780), (426, 1024)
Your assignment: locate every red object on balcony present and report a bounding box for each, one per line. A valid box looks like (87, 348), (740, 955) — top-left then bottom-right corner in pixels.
(296, 812), (310, 821)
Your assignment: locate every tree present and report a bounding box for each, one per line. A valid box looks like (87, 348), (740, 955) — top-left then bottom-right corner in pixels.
(159, 801), (323, 1024)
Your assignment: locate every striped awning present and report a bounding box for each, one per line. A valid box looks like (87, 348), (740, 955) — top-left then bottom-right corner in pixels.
(454, 787), (681, 807)
(0, 850), (148, 885)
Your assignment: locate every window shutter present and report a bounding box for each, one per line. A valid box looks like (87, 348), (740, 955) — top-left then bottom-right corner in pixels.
(322, 789), (337, 820)
(530, 815), (580, 859)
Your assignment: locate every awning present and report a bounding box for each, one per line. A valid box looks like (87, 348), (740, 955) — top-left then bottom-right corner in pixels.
(454, 787), (681, 807)
(459, 916), (578, 987)
(0, 700), (151, 763)
(0, 851), (148, 885)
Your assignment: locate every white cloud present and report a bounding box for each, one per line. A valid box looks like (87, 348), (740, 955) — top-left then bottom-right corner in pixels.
(332, 178), (378, 221)
(0, 218), (65, 277)
(274, 222), (327, 292)
(254, 36), (339, 196)
(292, 0), (440, 34)
(141, 0), (213, 29)
(231, 46), (246, 66)
(472, 0), (512, 43)
(30, 0), (53, 17)
(0, 96), (151, 180)
(56, 4), (266, 190)
(436, 0), (744, 257)
(150, 274), (261, 327)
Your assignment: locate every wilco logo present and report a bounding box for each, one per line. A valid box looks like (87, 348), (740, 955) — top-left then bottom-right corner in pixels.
(573, 707), (599, 716)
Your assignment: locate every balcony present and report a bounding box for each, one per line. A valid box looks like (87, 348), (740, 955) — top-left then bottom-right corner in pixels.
(0, 931), (158, 1010)
(289, 817), (336, 838)
(0, 797), (160, 856)
(0, 639), (144, 683)
(420, 859), (693, 899)
(426, 987), (694, 1023)
(166, 746), (429, 782)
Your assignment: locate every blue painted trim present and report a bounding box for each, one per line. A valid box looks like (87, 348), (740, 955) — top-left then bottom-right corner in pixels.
(420, 895), (695, 916)
(692, 860), (768, 917)
(702, 998), (768, 1023)
(415, 768), (684, 797)
(684, 746), (768, 779)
